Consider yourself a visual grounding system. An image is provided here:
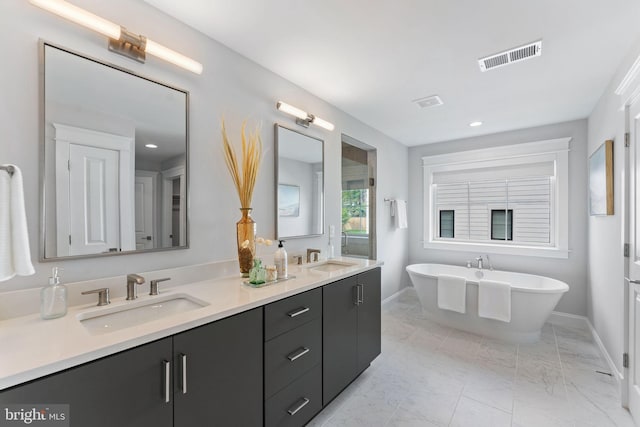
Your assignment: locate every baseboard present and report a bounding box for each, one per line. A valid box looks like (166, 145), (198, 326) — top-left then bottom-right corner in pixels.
(381, 286), (410, 306)
(550, 311), (623, 384)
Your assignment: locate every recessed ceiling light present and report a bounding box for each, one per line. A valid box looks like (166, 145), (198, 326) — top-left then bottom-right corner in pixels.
(145, 143), (158, 148)
(469, 121), (483, 127)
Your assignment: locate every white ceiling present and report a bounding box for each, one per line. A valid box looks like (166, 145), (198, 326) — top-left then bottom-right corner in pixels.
(144, 0), (640, 146)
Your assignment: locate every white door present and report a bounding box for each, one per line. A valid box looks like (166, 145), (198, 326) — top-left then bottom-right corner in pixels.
(135, 174), (155, 250)
(628, 99), (640, 419)
(68, 144), (120, 256)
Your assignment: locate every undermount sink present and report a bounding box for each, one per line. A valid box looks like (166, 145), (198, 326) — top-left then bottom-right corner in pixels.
(307, 260), (358, 273)
(77, 293), (209, 335)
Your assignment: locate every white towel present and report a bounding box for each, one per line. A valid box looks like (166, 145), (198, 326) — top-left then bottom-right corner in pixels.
(393, 199), (408, 229)
(478, 279), (511, 322)
(0, 165), (35, 282)
(437, 274), (466, 313)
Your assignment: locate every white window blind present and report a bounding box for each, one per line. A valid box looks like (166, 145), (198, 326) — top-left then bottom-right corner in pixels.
(435, 176), (553, 245)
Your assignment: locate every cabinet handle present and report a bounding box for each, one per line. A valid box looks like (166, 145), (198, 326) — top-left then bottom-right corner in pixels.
(180, 353), (187, 395)
(287, 307), (310, 318)
(287, 397), (310, 416)
(359, 284), (365, 304)
(163, 360), (171, 404)
(353, 285), (359, 306)
(287, 347), (310, 361)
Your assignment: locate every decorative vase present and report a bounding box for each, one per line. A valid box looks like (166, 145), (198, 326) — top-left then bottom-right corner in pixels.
(237, 208), (256, 277)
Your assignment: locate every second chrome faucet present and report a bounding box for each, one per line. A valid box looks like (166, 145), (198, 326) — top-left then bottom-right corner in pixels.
(126, 274), (145, 300)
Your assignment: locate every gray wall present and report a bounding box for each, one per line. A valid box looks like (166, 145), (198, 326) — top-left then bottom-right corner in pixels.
(0, 0), (409, 301)
(408, 120), (588, 316)
(587, 37), (640, 374)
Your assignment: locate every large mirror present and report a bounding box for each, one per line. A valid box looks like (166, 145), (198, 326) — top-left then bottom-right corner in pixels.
(41, 42), (189, 260)
(275, 125), (324, 239)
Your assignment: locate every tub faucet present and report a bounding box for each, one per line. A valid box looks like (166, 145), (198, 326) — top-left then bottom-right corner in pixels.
(126, 273), (145, 300)
(476, 256), (484, 270)
(485, 254), (494, 271)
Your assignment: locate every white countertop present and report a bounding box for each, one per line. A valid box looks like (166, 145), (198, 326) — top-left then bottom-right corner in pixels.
(0, 257), (381, 390)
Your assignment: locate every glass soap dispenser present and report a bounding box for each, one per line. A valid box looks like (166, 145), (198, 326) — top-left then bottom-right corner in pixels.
(41, 267), (67, 320)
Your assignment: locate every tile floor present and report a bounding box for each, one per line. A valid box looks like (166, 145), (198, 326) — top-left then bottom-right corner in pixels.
(308, 287), (636, 427)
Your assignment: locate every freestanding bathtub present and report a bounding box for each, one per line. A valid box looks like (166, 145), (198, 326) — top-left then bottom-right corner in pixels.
(406, 263), (569, 343)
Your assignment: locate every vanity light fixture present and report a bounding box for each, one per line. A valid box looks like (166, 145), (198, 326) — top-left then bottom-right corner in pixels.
(276, 101), (335, 131)
(469, 121), (483, 127)
(29, 0), (203, 75)
(144, 144), (158, 149)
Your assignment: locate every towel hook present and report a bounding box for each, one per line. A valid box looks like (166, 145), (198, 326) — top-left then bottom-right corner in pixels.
(0, 165), (15, 176)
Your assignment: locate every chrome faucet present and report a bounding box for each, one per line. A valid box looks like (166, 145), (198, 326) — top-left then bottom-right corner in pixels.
(126, 274), (145, 300)
(341, 231), (348, 248)
(476, 256), (484, 270)
(307, 248), (321, 263)
(485, 254), (494, 271)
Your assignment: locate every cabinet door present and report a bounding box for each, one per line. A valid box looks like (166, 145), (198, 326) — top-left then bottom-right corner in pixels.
(173, 307), (263, 427)
(357, 267), (382, 373)
(322, 275), (358, 406)
(0, 338), (173, 427)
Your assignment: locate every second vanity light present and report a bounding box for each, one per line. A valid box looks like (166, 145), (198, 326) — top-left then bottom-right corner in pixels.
(276, 101), (335, 131)
(30, 0), (203, 74)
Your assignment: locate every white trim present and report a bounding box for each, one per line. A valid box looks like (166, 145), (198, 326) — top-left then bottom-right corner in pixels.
(381, 286), (411, 306)
(549, 311), (623, 383)
(615, 54), (640, 96)
(422, 138), (571, 166)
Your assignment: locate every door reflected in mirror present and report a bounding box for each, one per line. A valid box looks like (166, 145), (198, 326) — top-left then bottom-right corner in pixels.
(41, 42), (189, 259)
(275, 125), (324, 239)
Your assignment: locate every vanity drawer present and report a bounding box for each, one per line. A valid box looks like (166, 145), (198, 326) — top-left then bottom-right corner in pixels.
(265, 318), (321, 398)
(265, 287), (321, 340)
(265, 364), (322, 427)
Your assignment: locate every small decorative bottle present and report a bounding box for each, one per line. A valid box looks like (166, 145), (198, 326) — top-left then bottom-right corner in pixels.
(249, 259), (266, 285)
(41, 267), (67, 320)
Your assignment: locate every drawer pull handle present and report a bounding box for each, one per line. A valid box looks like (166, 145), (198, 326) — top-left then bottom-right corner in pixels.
(163, 360), (171, 403)
(287, 347), (310, 361)
(287, 307), (310, 318)
(287, 397), (310, 416)
(180, 353), (187, 394)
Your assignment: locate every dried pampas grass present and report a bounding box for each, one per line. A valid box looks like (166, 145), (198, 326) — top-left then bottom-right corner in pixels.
(221, 120), (263, 208)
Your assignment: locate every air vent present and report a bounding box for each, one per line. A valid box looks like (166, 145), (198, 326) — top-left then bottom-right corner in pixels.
(413, 95), (444, 109)
(478, 40), (542, 72)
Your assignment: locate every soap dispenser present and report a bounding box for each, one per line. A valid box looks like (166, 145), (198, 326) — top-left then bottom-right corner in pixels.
(41, 267), (67, 320)
(274, 240), (288, 279)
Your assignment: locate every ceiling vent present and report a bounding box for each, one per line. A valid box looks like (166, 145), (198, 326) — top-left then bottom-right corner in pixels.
(478, 40), (542, 72)
(413, 95), (444, 109)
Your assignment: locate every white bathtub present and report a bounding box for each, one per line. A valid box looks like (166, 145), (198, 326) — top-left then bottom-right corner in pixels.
(405, 263), (569, 343)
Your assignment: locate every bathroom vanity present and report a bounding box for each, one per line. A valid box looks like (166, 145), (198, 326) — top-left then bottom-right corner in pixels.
(0, 260), (381, 427)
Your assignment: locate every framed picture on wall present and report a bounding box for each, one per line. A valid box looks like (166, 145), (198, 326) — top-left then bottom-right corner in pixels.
(278, 184), (300, 217)
(588, 139), (614, 216)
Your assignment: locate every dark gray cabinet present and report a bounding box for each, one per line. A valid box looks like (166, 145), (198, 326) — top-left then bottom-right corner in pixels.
(173, 307), (263, 427)
(0, 338), (174, 427)
(322, 267), (381, 405)
(0, 308), (263, 427)
(1, 268), (382, 427)
(264, 288), (322, 427)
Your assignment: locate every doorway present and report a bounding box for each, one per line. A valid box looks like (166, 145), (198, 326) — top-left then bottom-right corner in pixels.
(341, 135), (376, 259)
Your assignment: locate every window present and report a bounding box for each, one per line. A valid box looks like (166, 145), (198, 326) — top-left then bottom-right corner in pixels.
(342, 180), (369, 236)
(423, 138), (570, 258)
(439, 210), (455, 238)
(491, 209), (513, 241)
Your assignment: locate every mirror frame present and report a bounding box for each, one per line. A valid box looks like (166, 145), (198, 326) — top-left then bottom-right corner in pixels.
(39, 41), (190, 261)
(274, 123), (325, 240)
